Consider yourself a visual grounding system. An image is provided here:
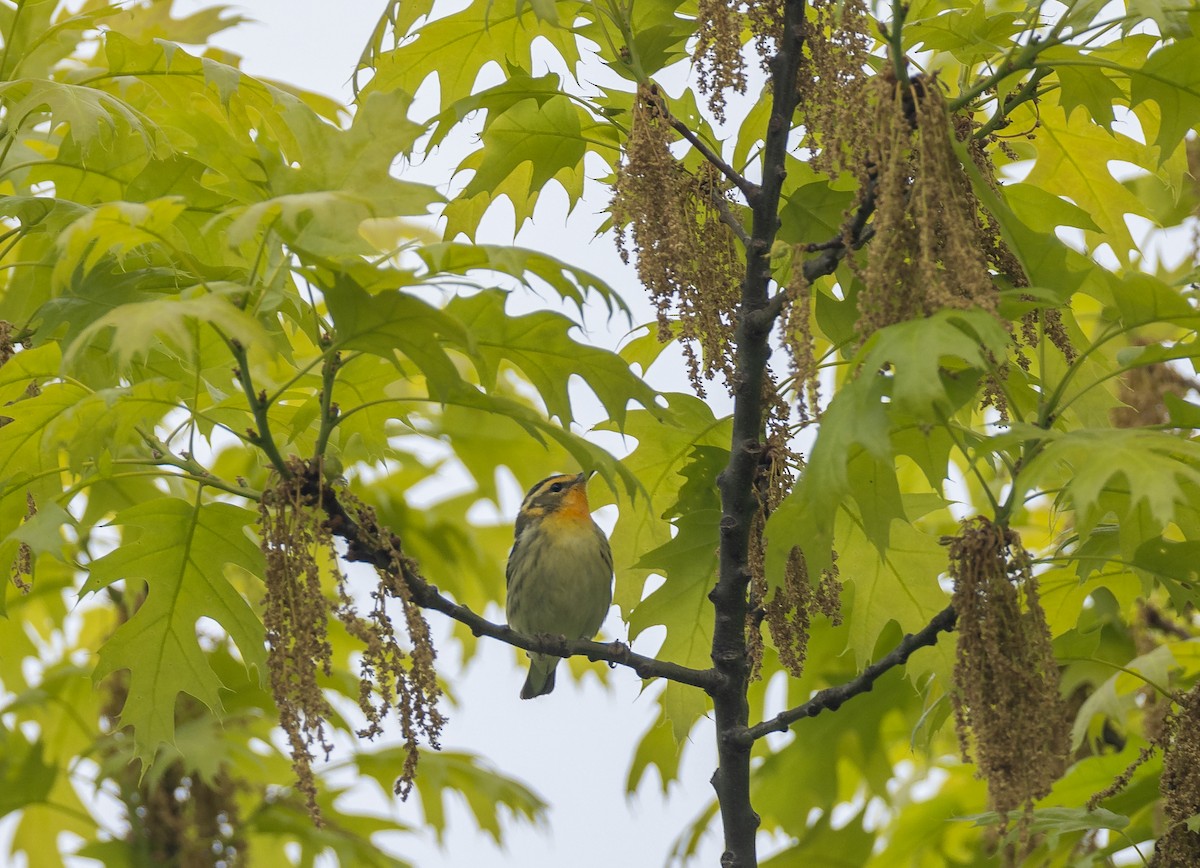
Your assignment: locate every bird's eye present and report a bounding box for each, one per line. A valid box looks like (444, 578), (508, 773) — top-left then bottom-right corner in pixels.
(549, 482), (564, 493)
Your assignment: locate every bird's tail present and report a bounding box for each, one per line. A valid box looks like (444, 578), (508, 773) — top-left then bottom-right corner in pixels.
(520, 653), (558, 700)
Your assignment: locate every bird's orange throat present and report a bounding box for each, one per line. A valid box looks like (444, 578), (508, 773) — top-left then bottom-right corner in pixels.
(546, 485), (592, 526)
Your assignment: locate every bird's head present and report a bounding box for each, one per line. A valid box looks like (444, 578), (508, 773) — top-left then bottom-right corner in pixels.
(517, 472), (592, 528)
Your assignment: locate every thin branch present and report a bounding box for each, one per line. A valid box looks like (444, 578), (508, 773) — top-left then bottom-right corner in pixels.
(225, 335), (291, 476)
(656, 99), (761, 204)
(312, 343), (341, 461)
(711, 193), (751, 246)
(315, 478), (718, 692)
(974, 67), (1050, 140)
(758, 173), (878, 325)
(739, 605), (958, 743)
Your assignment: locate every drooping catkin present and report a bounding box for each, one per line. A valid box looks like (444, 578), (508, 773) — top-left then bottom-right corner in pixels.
(612, 85), (743, 394)
(948, 517), (1069, 851)
(260, 459), (445, 821)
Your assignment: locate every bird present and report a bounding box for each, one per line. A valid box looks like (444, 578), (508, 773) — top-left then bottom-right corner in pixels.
(505, 471), (613, 699)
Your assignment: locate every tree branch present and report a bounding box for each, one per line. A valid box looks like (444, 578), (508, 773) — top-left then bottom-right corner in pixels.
(709, 2), (808, 865)
(658, 100), (761, 204)
(227, 336), (291, 476)
(711, 192), (751, 246)
(758, 174), (878, 325)
(314, 477), (718, 692)
(739, 605), (958, 743)
(973, 67), (1050, 139)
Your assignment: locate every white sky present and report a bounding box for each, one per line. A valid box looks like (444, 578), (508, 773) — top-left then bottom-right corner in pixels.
(168, 2), (734, 866)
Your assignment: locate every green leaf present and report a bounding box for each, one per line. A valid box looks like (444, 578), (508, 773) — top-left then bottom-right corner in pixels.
(626, 710), (680, 794)
(417, 242), (629, 315)
(857, 308), (1010, 417)
(82, 498), (266, 764)
(1055, 63), (1124, 129)
(442, 387), (642, 500)
(324, 274), (469, 398)
(1128, 536), (1200, 611)
(905, 4), (1021, 61)
(51, 197), (187, 291)
(458, 95), (589, 211)
(364, 0), (582, 111)
(1022, 90), (1155, 264)
(228, 89), (440, 257)
(597, 395), (731, 616)
(777, 160), (858, 246)
(447, 290), (657, 428)
(0, 77), (160, 158)
(836, 513), (950, 669)
(1024, 428), (1200, 536)
(1130, 38), (1200, 155)
(966, 806), (1129, 839)
(0, 726), (56, 818)
(63, 283), (271, 372)
(629, 446), (724, 741)
(357, 748), (544, 843)
(423, 69), (564, 148)
(1070, 645), (1175, 749)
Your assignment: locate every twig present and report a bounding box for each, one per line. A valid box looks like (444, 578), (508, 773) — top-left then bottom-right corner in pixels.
(226, 336), (291, 476)
(738, 605), (958, 743)
(974, 67), (1050, 140)
(757, 173), (878, 325)
(658, 103), (761, 204)
(711, 193), (751, 246)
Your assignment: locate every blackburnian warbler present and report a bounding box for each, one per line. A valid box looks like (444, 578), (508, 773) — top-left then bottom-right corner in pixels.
(505, 472), (613, 699)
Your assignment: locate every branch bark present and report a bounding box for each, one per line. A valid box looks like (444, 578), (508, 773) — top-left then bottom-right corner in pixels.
(709, 3), (807, 865)
(740, 605), (958, 743)
(760, 173), (879, 324)
(663, 109), (761, 204)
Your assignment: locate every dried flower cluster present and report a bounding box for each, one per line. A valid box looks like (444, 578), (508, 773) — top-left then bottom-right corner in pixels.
(1111, 344), (1199, 428)
(337, 486), (447, 799)
(801, 0), (871, 176)
(694, 0), (747, 124)
(806, 59), (1076, 415)
(762, 546), (841, 678)
(1153, 683), (1200, 866)
(851, 76), (1002, 335)
(259, 470), (339, 820)
(693, 0), (784, 122)
(0, 320), (13, 367)
(10, 491), (34, 592)
(259, 461), (444, 821)
(612, 85), (743, 394)
(745, 402), (840, 680)
(780, 259), (821, 424)
(948, 517), (1068, 845)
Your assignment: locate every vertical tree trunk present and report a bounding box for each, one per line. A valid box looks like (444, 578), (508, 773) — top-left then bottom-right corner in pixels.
(710, 3), (807, 864)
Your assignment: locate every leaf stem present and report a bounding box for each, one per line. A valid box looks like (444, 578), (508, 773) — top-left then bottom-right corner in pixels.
(224, 335), (292, 476)
(313, 343), (342, 461)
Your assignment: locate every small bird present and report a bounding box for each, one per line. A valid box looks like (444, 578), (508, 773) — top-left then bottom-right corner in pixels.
(505, 472), (613, 699)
